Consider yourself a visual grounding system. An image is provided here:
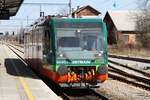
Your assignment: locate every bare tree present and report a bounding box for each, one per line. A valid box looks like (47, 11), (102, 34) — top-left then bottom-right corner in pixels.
(59, 7), (69, 16)
(136, 0), (150, 48)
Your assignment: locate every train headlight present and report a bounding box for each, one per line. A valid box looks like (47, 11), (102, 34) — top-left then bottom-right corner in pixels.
(58, 66), (68, 76)
(95, 53), (102, 57)
(58, 53), (66, 58)
(59, 53), (64, 57)
(98, 65), (108, 75)
(98, 53), (102, 57)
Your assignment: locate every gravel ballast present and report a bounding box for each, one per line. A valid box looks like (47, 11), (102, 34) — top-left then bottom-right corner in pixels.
(95, 78), (150, 100)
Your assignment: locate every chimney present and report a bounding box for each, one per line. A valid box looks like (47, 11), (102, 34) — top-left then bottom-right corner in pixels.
(40, 12), (44, 18)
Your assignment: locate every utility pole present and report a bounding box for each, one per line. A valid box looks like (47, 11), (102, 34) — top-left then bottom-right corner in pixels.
(23, 2), (69, 17)
(27, 16), (29, 25)
(40, 4), (42, 12)
(69, 0), (72, 17)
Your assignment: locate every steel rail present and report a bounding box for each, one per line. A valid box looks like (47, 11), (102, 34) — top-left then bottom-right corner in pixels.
(109, 73), (150, 91)
(60, 88), (109, 100)
(108, 64), (150, 86)
(7, 43), (24, 53)
(109, 54), (150, 64)
(108, 59), (150, 77)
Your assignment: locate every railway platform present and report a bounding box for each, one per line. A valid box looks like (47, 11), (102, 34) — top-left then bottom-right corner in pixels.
(0, 44), (62, 100)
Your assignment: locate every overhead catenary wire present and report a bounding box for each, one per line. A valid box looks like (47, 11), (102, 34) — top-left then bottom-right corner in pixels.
(22, 2), (69, 12)
(18, 2), (69, 18)
(23, 2), (69, 6)
(0, 2), (70, 32)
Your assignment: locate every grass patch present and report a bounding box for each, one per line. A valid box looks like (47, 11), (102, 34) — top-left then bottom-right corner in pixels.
(108, 44), (150, 58)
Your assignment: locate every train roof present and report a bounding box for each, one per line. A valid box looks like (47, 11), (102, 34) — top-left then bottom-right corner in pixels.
(24, 17), (104, 32)
(51, 18), (103, 22)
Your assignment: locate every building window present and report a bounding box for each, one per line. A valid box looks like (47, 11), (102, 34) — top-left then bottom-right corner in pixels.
(123, 35), (129, 42)
(136, 35), (140, 42)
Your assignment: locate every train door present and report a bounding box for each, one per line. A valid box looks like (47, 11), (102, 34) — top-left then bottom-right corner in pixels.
(31, 30), (33, 61)
(37, 27), (43, 60)
(36, 29), (39, 70)
(28, 32), (31, 60)
(24, 32), (30, 59)
(30, 30), (33, 60)
(36, 27), (43, 71)
(43, 29), (53, 69)
(36, 29), (39, 60)
(32, 29), (36, 69)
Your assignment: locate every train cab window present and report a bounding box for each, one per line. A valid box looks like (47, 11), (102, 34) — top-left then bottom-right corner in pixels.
(82, 35), (104, 51)
(57, 37), (80, 47)
(83, 35), (97, 50)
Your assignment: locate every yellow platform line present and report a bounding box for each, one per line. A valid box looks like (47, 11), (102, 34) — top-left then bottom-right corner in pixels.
(5, 46), (35, 100)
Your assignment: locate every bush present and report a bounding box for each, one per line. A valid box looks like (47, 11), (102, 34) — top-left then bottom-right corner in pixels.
(141, 32), (150, 48)
(116, 40), (125, 51)
(117, 40), (125, 48)
(124, 43), (135, 50)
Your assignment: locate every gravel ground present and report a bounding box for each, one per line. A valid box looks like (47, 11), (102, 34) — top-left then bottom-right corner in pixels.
(95, 78), (150, 100)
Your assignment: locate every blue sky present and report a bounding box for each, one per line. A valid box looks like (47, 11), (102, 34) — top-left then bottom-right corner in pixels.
(0, 0), (138, 34)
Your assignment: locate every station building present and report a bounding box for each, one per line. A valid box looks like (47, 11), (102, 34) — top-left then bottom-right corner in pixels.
(72, 5), (101, 18)
(104, 11), (140, 44)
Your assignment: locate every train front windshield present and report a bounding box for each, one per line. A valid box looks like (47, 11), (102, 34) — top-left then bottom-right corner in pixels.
(55, 21), (106, 60)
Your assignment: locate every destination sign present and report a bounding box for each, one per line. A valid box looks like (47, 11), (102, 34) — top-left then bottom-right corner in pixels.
(57, 60), (91, 64)
(0, 9), (10, 20)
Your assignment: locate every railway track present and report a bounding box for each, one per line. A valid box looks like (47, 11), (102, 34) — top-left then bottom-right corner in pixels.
(108, 73), (150, 91)
(108, 68), (150, 86)
(108, 62), (150, 91)
(6, 44), (109, 100)
(108, 59), (150, 77)
(61, 88), (109, 100)
(108, 64), (150, 82)
(7, 44), (24, 53)
(109, 54), (150, 64)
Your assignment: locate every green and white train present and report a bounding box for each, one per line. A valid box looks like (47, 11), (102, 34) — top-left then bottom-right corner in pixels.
(24, 17), (108, 88)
